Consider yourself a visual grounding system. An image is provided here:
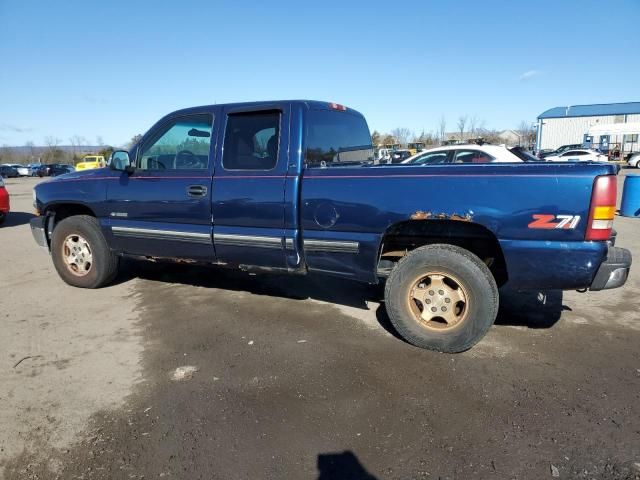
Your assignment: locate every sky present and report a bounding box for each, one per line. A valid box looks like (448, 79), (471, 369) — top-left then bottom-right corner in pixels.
(1, 0), (639, 147)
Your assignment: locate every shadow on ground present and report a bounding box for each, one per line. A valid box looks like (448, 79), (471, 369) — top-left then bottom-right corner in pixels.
(117, 259), (567, 334)
(1, 211), (35, 228)
(317, 451), (378, 480)
(496, 287), (567, 329)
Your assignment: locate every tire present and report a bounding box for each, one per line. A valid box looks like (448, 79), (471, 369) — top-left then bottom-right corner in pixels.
(384, 244), (498, 353)
(0, 214), (5, 226)
(50, 215), (119, 288)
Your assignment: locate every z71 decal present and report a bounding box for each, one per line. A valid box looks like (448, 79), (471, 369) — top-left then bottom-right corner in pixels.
(528, 214), (581, 229)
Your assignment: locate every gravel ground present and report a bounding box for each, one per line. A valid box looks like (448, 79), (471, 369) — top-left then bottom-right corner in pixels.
(1, 172), (638, 480)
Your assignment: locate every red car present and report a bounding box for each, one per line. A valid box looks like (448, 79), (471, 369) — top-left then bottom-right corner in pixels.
(0, 176), (10, 225)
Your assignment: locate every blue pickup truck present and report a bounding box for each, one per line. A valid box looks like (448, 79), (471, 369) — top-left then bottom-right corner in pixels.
(30, 100), (632, 352)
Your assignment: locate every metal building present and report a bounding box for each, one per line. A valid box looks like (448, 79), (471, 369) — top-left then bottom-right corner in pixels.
(536, 102), (640, 157)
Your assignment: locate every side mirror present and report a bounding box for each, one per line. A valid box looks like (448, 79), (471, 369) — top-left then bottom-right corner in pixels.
(110, 150), (134, 173)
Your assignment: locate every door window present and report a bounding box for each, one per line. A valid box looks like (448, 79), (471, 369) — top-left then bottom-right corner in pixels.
(222, 111), (281, 170)
(138, 114), (213, 171)
(409, 151), (450, 165)
(453, 149), (494, 163)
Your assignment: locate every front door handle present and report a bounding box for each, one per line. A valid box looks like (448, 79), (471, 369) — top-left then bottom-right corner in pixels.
(186, 185), (207, 197)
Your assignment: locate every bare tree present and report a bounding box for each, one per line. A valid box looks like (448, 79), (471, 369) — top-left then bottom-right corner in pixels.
(457, 115), (468, 141)
(371, 130), (381, 147)
(44, 136), (61, 163)
(381, 134), (396, 146)
(128, 134), (143, 149)
(391, 127), (412, 146)
(71, 135), (88, 163)
(438, 116), (447, 144)
(24, 141), (37, 163)
(517, 121), (533, 147)
(96, 135), (104, 147)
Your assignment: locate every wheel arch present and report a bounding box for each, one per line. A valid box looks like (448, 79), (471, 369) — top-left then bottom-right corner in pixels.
(44, 201), (97, 222)
(377, 219), (508, 287)
(41, 202), (99, 246)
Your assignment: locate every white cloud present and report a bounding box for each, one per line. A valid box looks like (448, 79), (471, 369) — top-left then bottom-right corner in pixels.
(519, 69), (542, 81)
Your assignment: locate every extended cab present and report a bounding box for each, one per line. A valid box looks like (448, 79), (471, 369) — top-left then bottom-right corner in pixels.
(30, 100), (632, 352)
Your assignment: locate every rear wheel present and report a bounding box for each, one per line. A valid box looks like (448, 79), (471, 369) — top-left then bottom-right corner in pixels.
(51, 215), (119, 288)
(384, 244), (498, 353)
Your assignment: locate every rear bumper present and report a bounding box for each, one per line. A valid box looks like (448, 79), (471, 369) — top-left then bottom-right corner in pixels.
(30, 216), (48, 248)
(589, 247), (632, 291)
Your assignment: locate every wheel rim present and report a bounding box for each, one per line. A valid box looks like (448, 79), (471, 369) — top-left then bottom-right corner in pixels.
(62, 234), (93, 277)
(407, 272), (469, 330)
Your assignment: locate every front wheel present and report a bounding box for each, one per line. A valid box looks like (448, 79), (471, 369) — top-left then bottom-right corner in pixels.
(50, 215), (119, 288)
(384, 244), (498, 353)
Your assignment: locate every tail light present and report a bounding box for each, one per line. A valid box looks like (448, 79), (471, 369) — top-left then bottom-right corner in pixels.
(329, 102), (347, 111)
(585, 175), (616, 241)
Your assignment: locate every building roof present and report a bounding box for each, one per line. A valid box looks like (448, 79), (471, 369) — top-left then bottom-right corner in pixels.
(538, 102), (640, 119)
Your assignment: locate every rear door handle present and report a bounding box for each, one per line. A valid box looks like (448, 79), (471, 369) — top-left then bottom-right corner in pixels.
(187, 185), (207, 197)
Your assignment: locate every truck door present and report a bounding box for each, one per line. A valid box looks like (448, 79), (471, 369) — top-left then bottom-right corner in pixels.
(211, 104), (295, 269)
(105, 111), (216, 261)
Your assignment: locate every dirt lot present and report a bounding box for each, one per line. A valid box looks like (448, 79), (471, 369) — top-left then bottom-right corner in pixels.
(1, 173), (639, 480)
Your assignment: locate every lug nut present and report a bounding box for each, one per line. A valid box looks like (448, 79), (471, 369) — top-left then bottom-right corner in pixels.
(438, 290), (444, 295)
(431, 307), (437, 312)
(429, 290), (434, 296)
(445, 298), (451, 303)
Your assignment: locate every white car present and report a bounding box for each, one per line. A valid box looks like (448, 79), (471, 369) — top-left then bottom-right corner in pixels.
(544, 149), (606, 162)
(627, 152), (640, 168)
(401, 144), (525, 165)
(2, 163), (29, 176)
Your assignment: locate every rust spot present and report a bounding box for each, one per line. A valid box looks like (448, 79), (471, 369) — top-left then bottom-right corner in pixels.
(449, 213), (473, 222)
(410, 210), (432, 220)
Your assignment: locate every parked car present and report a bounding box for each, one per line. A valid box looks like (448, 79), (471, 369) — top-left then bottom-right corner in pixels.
(0, 165), (19, 178)
(390, 149), (412, 163)
(29, 165), (46, 176)
(545, 149), (607, 162)
(30, 100), (631, 353)
(627, 152), (640, 168)
(538, 144), (584, 159)
(49, 164), (76, 176)
(27, 164), (42, 176)
(402, 144), (524, 164)
(2, 163), (29, 176)
(75, 155), (106, 171)
(37, 164), (53, 177)
(0, 176), (9, 225)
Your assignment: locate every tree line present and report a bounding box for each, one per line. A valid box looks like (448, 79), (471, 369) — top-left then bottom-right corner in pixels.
(372, 116), (535, 148)
(0, 136), (115, 165)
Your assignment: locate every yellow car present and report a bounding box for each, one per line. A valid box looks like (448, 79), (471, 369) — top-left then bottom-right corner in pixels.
(75, 155), (105, 171)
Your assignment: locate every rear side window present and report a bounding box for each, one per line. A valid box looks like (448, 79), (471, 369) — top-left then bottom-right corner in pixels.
(223, 111), (280, 171)
(453, 149), (494, 163)
(562, 150), (587, 156)
(305, 110), (373, 167)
